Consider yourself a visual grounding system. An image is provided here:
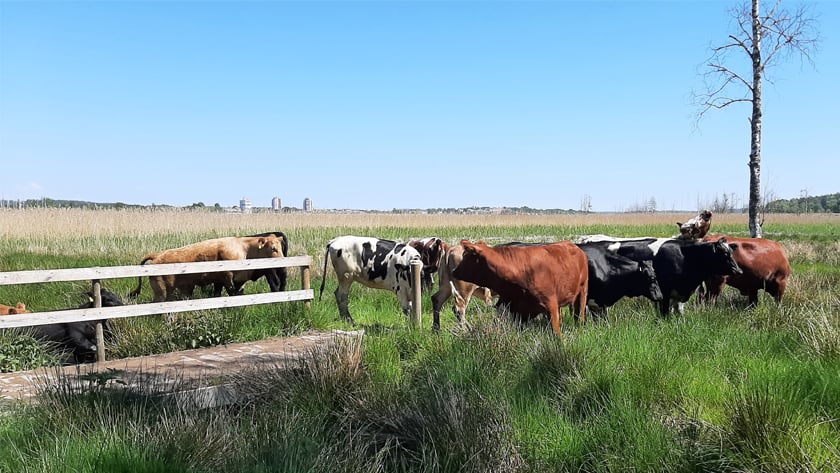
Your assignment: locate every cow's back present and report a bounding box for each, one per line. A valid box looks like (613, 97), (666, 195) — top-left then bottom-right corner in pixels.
(703, 234), (790, 302)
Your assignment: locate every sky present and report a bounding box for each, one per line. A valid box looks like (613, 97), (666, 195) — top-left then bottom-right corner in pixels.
(1, 0), (837, 212)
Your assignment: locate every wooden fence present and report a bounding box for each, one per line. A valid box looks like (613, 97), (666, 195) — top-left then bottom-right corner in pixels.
(0, 256), (314, 362)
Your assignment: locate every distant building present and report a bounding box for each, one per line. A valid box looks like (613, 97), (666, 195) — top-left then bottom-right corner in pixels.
(303, 197), (313, 211)
(239, 197), (252, 214)
(271, 196), (281, 211)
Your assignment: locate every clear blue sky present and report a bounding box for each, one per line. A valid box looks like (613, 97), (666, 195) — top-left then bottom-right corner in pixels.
(1, 1), (837, 211)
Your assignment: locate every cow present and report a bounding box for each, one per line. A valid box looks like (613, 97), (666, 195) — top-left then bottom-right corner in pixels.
(677, 210), (713, 240)
(452, 240), (588, 337)
(575, 243), (663, 318)
(408, 237), (447, 291)
(211, 231), (290, 296)
(319, 235), (423, 325)
(130, 235), (285, 302)
(33, 288), (123, 364)
(430, 243), (496, 331)
(578, 235), (742, 316)
(0, 302), (28, 315)
(700, 234), (790, 306)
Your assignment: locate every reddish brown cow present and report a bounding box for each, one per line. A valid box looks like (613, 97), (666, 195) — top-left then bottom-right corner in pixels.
(131, 235), (285, 302)
(453, 240), (588, 337)
(0, 302), (28, 315)
(701, 234), (790, 306)
(431, 243), (496, 331)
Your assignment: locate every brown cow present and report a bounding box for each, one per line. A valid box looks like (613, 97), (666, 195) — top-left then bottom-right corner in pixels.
(130, 235), (285, 302)
(0, 302), (28, 315)
(431, 243), (496, 331)
(678, 210), (713, 240)
(408, 237), (447, 291)
(701, 234), (790, 306)
(453, 240), (588, 337)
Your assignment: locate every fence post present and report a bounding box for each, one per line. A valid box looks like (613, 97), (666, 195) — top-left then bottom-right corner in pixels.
(410, 259), (422, 329)
(301, 265), (311, 310)
(92, 279), (106, 363)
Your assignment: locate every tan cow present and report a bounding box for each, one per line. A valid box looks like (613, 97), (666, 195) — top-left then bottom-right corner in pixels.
(431, 243), (495, 331)
(130, 235), (284, 302)
(0, 302), (29, 315)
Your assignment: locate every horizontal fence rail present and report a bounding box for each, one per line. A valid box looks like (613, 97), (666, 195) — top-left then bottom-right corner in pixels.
(0, 256), (312, 285)
(0, 256), (314, 362)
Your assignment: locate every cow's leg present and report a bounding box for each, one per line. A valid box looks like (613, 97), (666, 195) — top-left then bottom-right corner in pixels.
(266, 269), (288, 292)
(746, 290), (760, 308)
(456, 285), (476, 329)
(703, 277), (725, 303)
(770, 279), (786, 304)
(658, 298), (671, 317)
(149, 277), (167, 302)
(546, 300), (562, 337)
(334, 279), (355, 325)
(430, 283), (451, 332)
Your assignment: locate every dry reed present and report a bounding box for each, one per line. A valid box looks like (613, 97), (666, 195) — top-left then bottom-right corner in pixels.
(2, 208), (834, 239)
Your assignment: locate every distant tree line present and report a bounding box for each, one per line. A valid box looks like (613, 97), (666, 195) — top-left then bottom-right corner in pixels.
(766, 192), (840, 214)
(2, 193), (837, 214)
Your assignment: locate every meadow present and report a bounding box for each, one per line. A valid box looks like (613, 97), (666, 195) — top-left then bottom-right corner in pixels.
(0, 208), (838, 472)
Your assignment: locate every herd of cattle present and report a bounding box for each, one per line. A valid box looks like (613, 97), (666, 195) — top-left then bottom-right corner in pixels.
(0, 211), (791, 363)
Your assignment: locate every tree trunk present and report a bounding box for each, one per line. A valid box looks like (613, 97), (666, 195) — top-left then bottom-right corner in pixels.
(748, 0), (763, 238)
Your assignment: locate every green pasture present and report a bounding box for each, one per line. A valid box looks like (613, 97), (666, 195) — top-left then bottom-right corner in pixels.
(0, 219), (838, 472)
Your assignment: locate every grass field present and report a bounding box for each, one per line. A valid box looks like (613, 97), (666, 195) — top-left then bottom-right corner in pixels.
(0, 208), (838, 472)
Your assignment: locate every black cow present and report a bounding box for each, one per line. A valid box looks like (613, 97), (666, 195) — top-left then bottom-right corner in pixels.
(575, 243), (663, 317)
(578, 236), (741, 316)
(33, 288), (123, 364)
(211, 231), (290, 296)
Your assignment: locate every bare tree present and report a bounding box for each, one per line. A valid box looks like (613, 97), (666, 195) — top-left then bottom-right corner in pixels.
(694, 0), (819, 237)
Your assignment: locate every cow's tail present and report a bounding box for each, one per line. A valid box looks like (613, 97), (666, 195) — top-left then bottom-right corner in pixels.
(319, 244), (331, 301)
(450, 281), (466, 308)
(128, 255), (155, 299)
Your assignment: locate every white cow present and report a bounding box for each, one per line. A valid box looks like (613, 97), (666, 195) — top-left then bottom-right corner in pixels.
(320, 235), (422, 325)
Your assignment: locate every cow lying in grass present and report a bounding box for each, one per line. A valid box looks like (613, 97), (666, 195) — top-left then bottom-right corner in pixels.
(130, 235), (285, 302)
(0, 302), (29, 315)
(32, 288), (123, 364)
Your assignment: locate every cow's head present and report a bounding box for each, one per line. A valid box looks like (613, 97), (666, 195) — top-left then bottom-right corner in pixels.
(2, 302), (28, 315)
(257, 235), (284, 257)
(409, 237), (447, 291)
(709, 237), (742, 276)
(453, 240), (497, 289)
(638, 261), (663, 301)
(677, 209), (713, 240)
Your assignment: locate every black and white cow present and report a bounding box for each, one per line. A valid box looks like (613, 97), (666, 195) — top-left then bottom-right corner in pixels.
(578, 235), (741, 316)
(319, 235), (422, 325)
(33, 288), (123, 364)
(575, 242), (663, 317)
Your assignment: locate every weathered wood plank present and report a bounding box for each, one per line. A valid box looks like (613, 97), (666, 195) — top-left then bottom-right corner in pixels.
(0, 256), (313, 285)
(0, 290), (314, 329)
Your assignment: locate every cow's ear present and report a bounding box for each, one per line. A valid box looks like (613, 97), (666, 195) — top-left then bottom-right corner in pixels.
(729, 243), (738, 251)
(258, 237), (267, 249)
(461, 240), (478, 255)
(676, 221), (683, 226)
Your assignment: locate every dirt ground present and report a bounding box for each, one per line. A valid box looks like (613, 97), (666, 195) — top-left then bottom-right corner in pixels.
(0, 330), (363, 406)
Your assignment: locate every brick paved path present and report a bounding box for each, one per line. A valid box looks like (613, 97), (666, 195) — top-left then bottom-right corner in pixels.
(0, 330), (363, 406)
